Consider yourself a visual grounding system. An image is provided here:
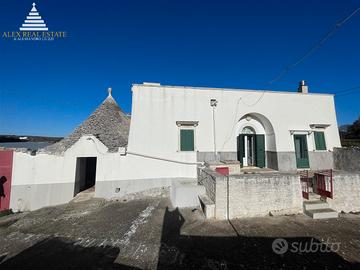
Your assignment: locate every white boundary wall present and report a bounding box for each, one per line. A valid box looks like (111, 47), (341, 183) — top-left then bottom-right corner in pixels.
(10, 135), (197, 211)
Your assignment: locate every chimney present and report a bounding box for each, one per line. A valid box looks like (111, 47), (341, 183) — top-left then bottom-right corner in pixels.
(297, 80), (308, 93)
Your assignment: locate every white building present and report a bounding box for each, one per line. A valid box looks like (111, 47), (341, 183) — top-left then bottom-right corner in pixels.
(2, 82), (341, 211)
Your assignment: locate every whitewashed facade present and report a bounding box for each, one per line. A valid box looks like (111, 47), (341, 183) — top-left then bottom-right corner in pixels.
(6, 83), (341, 211)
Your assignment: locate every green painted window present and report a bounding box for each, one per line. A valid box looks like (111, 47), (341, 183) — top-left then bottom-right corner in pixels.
(314, 131), (326, 150)
(180, 129), (194, 151)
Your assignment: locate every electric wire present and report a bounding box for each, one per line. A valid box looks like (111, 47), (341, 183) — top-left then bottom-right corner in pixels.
(268, 7), (360, 84)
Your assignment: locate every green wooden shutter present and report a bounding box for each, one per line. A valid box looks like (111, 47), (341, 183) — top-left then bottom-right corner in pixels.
(314, 132), (326, 150)
(180, 129), (194, 151)
(237, 135), (245, 165)
(255, 135), (265, 168)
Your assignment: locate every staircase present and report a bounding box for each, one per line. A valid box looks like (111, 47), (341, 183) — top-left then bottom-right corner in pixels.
(303, 195), (338, 219)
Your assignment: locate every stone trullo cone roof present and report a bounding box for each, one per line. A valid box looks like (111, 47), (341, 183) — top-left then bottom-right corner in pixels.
(44, 89), (130, 154)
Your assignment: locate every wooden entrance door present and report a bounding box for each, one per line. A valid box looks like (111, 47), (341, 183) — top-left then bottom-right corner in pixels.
(237, 134), (265, 168)
(294, 135), (309, 168)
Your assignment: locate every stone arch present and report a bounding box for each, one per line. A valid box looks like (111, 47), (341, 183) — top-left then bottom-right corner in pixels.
(236, 113), (278, 169)
(237, 112), (277, 152)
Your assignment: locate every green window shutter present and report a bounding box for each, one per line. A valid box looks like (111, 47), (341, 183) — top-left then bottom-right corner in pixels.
(255, 135), (265, 168)
(180, 129), (194, 151)
(314, 132), (326, 150)
(237, 135), (245, 165)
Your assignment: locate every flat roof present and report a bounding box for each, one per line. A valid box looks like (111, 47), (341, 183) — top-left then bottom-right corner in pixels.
(132, 83), (334, 96)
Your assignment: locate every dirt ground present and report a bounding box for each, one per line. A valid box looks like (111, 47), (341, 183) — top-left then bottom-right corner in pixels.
(0, 196), (359, 270)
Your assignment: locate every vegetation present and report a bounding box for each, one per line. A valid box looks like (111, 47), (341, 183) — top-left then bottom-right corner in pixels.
(340, 117), (360, 147)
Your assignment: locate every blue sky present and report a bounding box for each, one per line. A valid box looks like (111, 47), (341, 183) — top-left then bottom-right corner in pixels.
(0, 0), (359, 136)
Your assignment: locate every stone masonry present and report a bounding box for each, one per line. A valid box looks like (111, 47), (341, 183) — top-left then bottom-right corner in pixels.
(327, 171), (360, 213)
(198, 168), (303, 219)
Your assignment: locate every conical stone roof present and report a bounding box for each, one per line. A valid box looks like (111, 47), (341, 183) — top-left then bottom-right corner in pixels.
(43, 90), (130, 154)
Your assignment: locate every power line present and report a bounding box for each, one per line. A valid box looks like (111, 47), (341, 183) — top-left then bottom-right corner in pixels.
(335, 88), (360, 97)
(334, 85), (360, 95)
(268, 7), (360, 85)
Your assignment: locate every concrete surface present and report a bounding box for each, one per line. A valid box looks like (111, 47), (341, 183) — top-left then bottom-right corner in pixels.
(170, 179), (205, 208)
(95, 177), (181, 199)
(276, 151), (298, 172)
(308, 151), (334, 170)
(10, 182), (75, 212)
(0, 196), (360, 269)
(304, 208), (339, 219)
(303, 199), (338, 219)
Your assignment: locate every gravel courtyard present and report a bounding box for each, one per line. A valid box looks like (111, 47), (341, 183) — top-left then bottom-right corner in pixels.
(0, 195), (359, 269)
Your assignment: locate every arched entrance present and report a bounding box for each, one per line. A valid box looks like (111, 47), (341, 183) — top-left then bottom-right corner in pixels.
(236, 113), (276, 168)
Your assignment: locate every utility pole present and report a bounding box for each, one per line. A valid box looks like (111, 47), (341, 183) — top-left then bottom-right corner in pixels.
(210, 99), (218, 160)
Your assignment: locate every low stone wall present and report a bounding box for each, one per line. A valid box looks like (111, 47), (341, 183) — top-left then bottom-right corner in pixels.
(198, 168), (303, 219)
(333, 147), (360, 172)
(327, 171), (360, 213)
(227, 173), (302, 219)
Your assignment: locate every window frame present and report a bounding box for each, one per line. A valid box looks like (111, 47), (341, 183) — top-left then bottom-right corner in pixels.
(176, 121), (198, 152)
(313, 131), (327, 151)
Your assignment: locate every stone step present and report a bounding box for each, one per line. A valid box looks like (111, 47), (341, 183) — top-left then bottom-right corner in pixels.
(303, 200), (329, 211)
(308, 192), (321, 201)
(198, 194), (215, 219)
(72, 187), (95, 202)
(304, 208), (338, 219)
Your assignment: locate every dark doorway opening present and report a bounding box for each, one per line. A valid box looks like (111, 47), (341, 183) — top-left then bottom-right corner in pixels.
(237, 134), (265, 168)
(74, 157), (97, 196)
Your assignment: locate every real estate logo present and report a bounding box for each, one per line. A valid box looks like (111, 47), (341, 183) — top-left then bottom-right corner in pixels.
(2, 2), (66, 41)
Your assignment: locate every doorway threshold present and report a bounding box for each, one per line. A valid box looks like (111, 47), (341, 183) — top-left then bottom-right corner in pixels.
(72, 186), (95, 203)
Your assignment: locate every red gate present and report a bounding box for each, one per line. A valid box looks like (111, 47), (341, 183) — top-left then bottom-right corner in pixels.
(314, 169), (333, 199)
(0, 150), (13, 210)
(300, 170), (311, 200)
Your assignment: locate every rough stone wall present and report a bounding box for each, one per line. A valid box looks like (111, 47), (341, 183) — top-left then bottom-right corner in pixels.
(198, 167), (303, 219)
(327, 171), (360, 213)
(227, 174), (303, 218)
(197, 168), (218, 203)
(333, 147), (360, 172)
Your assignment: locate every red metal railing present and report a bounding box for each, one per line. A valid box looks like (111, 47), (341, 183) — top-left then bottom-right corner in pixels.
(300, 170), (311, 200)
(314, 169), (333, 199)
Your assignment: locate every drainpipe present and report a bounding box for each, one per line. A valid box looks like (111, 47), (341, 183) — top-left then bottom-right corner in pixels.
(210, 99), (218, 160)
(126, 150), (204, 166)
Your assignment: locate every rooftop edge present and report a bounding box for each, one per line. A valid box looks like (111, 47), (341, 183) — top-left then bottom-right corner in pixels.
(132, 83), (335, 96)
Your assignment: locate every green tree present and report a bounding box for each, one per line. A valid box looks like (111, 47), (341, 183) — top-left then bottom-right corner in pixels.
(347, 117), (360, 139)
